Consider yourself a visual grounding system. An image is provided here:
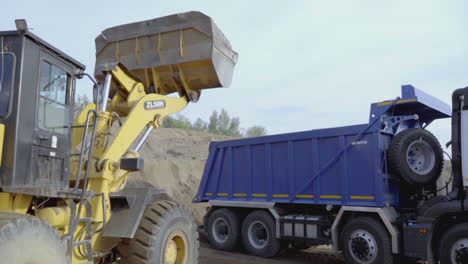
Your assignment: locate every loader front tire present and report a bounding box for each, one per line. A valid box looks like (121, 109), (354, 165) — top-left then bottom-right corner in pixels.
(118, 200), (199, 264)
(0, 212), (69, 264)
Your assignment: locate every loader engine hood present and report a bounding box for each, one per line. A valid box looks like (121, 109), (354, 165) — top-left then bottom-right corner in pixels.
(94, 11), (238, 102)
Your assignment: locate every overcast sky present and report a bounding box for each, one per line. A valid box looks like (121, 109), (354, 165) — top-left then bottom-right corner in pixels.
(2, 0), (467, 147)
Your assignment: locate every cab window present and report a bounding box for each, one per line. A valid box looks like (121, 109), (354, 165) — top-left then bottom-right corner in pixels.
(37, 61), (70, 134)
(0, 53), (15, 117)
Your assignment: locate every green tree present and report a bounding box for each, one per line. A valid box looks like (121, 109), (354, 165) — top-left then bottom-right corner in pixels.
(193, 118), (208, 132)
(217, 109), (231, 135)
(245, 126), (268, 137)
(162, 116), (176, 128)
(208, 110), (219, 134)
(227, 117), (242, 137)
(162, 114), (192, 130)
(161, 109), (266, 138)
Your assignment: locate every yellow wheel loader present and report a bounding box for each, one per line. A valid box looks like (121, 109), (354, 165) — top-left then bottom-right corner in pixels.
(0, 11), (237, 264)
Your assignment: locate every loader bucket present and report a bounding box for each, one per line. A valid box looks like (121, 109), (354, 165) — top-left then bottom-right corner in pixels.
(94, 11), (238, 102)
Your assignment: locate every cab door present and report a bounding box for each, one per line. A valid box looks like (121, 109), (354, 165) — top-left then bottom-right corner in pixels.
(33, 51), (74, 187)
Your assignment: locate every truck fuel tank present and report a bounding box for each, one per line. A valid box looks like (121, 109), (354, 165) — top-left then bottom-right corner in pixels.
(94, 11), (238, 102)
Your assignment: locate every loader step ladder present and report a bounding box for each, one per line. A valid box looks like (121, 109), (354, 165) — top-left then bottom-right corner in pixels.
(67, 109), (99, 262)
(72, 201), (94, 262)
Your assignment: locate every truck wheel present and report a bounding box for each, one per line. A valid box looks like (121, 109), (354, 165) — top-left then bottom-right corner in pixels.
(340, 217), (392, 264)
(439, 223), (468, 264)
(118, 200), (199, 264)
(0, 213), (69, 264)
(242, 210), (283, 257)
(207, 208), (240, 251)
(388, 128), (443, 186)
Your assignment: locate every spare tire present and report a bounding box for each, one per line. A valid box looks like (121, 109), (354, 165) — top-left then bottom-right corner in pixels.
(388, 128), (443, 186)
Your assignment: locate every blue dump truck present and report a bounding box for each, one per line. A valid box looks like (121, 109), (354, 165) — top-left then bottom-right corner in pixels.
(194, 85), (468, 264)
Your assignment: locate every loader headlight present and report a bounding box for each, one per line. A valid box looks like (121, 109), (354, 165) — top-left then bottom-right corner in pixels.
(14, 19), (28, 33)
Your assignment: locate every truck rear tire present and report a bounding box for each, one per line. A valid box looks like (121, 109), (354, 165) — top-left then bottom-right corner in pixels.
(438, 223), (468, 264)
(118, 200), (199, 264)
(241, 210), (284, 258)
(340, 217), (393, 264)
(388, 128), (443, 186)
(207, 208), (240, 251)
(0, 213), (69, 264)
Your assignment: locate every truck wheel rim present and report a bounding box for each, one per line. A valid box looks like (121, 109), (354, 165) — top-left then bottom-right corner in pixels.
(348, 229), (377, 264)
(212, 218), (230, 243)
(163, 230), (188, 264)
(451, 238), (468, 264)
(248, 221), (269, 249)
(406, 139), (435, 175)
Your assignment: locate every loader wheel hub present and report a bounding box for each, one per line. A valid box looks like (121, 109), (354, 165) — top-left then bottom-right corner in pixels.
(164, 231), (188, 264)
(165, 241), (177, 264)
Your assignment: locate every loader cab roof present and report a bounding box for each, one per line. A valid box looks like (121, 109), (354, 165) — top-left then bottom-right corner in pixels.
(0, 29), (86, 71)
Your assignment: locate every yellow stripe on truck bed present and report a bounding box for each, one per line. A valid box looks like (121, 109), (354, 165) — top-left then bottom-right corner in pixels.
(350, 196), (375, 200)
(272, 194), (289, 198)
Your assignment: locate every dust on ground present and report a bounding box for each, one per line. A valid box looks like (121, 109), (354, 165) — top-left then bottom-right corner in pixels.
(199, 232), (343, 264)
(200, 242), (343, 264)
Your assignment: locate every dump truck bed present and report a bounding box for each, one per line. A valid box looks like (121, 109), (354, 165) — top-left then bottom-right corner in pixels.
(195, 123), (396, 207)
(194, 86), (451, 207)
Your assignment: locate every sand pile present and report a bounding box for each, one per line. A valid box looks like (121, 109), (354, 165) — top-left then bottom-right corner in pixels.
(132, 128), (234, 224)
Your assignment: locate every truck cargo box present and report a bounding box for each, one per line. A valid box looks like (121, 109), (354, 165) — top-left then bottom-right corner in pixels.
(194, 86), (451, 207)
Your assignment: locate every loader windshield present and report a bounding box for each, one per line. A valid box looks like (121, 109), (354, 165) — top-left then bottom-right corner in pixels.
(0, 53), (14, 117)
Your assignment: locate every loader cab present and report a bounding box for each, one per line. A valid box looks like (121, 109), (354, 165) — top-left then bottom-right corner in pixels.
(0, 27), (85, 193)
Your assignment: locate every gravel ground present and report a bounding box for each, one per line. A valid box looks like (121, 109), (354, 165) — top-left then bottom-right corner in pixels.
(198, 231), (344, 264)
(199, 241), (344, 264)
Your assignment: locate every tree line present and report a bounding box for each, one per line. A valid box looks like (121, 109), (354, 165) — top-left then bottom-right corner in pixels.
(162, 109), (268, 138)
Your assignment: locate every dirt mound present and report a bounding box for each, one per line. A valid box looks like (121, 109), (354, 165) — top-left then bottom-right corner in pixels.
(133, 128), (235, 224)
